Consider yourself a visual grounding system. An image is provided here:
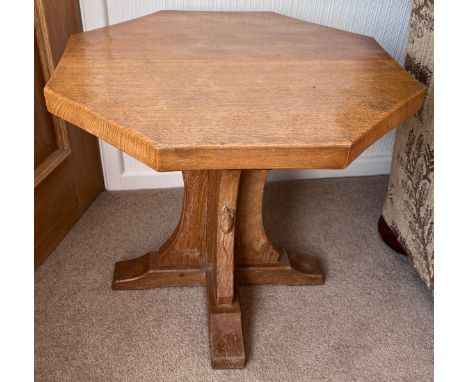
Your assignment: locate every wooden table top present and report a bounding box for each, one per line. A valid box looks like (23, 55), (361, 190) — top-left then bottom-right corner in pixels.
(45, 11), (425, 171)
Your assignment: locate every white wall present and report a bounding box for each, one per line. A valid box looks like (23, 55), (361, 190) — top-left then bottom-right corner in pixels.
(79, 0), (411, 190)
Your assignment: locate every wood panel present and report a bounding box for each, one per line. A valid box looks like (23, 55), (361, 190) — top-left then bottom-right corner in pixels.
(34, 40), (57, 168)
(34, 159), (80, 266)
(35, 0), (83, 72)
(34, 0), (103, 268)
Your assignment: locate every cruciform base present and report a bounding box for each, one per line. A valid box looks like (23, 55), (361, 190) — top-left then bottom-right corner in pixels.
(112, 170), (324, 369)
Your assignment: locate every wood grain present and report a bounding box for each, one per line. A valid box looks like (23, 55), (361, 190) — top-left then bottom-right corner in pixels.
(34, 158), (79, 268)
(207, 170), (241, 305)
(34, 39), (58, 168)
(44, 11), (426, 171)
(113, 252), (206, 290)
(158, 171), (208, 265)
(236, 251), (323, 285)
(205, 273), (245, 369)
(236, 170), (280, 264)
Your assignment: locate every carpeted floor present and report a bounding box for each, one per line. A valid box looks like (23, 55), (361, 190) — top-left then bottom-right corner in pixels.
(35, 176), (433, 381)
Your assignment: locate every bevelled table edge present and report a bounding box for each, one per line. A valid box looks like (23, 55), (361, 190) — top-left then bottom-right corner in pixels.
(346, 87), (427, 166)
(44, 85), (426, 172)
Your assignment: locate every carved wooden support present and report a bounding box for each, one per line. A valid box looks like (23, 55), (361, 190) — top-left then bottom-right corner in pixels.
(236, 170), (280, 264)
(158, 171), (208, 265)
(112, 169), (324, 369)
(207, 170), (241, 306)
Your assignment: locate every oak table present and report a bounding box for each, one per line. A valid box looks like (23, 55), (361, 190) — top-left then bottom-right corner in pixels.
(44, 11), (426, 369)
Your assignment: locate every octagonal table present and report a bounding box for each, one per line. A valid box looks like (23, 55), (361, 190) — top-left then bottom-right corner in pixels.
(44, 11), (425, 369)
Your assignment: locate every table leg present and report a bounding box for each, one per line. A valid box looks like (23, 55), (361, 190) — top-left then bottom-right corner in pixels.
(235, 170), (324, 285)
(205, 170), (245, 368)
(112, 171), (209, 289)
(112, 169), (324, 369)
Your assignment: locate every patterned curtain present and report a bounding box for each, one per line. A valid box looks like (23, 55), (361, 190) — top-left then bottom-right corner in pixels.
(381, 0), (434, 292)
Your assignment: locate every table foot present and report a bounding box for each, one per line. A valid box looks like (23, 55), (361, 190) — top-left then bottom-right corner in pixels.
(237, 251), (324, 286)
(206, 271), (245, 369)
(112, 252), (205, 290)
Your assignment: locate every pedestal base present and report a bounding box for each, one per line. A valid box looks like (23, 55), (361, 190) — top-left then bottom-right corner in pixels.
(112, 170), (324, 369)
(113, 251), (323, 290)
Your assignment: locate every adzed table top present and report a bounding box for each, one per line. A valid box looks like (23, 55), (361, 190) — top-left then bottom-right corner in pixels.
(45, 11), (425, 171)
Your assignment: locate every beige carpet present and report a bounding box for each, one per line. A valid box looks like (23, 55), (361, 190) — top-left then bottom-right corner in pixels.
(35, 176), (433, 381)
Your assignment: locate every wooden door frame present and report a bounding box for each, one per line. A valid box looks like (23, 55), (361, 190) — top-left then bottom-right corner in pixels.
(34, 0), (72, 188)
(34, 0), (104, 268)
